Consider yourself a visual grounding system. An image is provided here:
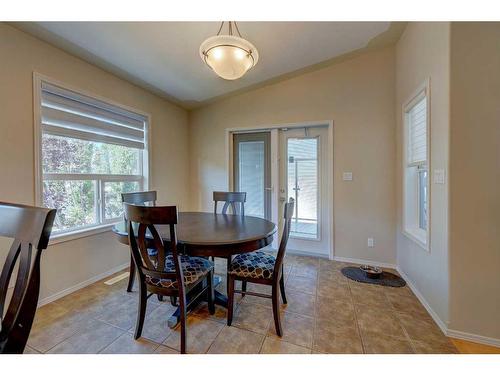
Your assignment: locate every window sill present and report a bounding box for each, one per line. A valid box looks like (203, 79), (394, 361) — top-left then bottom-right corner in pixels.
(403, 227), (429, 251)
(49, 222), (119, 245)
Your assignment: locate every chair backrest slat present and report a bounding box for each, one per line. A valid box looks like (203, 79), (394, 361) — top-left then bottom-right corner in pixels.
(273, 198), (295, 277)
(124, 204), (185, 294)
(0, 202), (56, 354)
(213, 191), (246, 216)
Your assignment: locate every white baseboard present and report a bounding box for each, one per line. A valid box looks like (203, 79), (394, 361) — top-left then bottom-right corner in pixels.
(447, 329), (500, 348)
(38, 262), (129, 307)
(287, 248), (330, 259)
(333, 256), (396, 270)
(398, 267), (500, 348)
(396, 267), (448, 334)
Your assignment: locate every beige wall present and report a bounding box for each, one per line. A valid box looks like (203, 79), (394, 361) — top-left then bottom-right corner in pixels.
(189, 46), (397, 265)
(0, 23), (190, 301)
(449, 22), (500, 340)
(395, 22), (451, 325)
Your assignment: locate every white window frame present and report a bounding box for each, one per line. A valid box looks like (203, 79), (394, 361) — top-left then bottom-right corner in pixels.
(402, 79), (431, 251)
(33, 73), (151, 244)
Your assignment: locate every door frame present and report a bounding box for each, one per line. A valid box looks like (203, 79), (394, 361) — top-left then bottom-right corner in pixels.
(225, 120), (334, 259)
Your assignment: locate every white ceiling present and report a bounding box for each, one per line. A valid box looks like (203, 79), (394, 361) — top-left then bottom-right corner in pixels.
(17, 22), (391, 107)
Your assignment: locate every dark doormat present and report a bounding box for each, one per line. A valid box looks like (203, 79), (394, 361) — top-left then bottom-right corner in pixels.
(341, 267), (406, 287)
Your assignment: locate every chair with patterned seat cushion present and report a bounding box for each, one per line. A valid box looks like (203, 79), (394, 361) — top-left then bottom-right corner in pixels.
(227, 198), (294, 337)
(145, 255), (213, 289)
(229, 251), (276, 280)
(121, 191), (157, 293)
(212, 191), (247, 292)
(124, 203), (215, 354)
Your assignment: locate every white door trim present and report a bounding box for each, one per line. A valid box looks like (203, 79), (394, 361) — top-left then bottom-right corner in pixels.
(225, 120), (334, 259)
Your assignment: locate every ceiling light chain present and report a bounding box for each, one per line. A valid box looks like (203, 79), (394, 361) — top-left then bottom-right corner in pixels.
(216, 21), (243, 38)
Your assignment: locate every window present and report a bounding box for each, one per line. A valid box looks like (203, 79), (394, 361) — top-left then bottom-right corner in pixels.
(403, 83), (429, 249)
(35, 77), (149, 237)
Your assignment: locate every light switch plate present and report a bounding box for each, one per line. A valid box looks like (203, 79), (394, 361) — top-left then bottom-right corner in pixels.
(433, 169), (446, 184)
(343, 172), (353, 181)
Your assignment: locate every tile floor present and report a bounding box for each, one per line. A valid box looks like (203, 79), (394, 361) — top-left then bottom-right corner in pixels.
(25, 255), (459, 354)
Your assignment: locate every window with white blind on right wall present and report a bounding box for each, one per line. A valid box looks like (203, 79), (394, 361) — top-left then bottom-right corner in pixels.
(403, 80), (430, 250)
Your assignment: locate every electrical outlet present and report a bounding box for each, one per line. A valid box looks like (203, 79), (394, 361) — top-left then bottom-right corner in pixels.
(367, 238), (374, 248)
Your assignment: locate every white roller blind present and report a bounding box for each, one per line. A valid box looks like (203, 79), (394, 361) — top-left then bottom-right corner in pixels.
(239, 141), (265, 218)
(41, 82), (147, 149)
(407, 96), (427, 166)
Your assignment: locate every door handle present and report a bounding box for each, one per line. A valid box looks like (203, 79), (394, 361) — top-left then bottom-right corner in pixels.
(264, 187), (272, 191)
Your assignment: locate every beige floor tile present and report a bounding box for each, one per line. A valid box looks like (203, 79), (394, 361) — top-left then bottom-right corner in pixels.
(293, 256), (320, 269)
(232, 302), (272, 334)
(355, 306), (406, 339)
(350, 287), (391, 309)
(23, 256), (454, 355)
(207, 326), (265, 354)
(316, 295), (356, 324)
(28, 307), (96, 353)
(101, 333), (159, 354)
(239, 293), (273, 308)
(163, 315), (225, 353)
(267, 311), (314, 348)
(246, 282), (272, 294)
(318, 271), (349, 285)
(387, 293), (431, 319)
(23, 345), (41, 354)
(95, 296), (158, 330)
(31, 302), (69, 327)
(127, 302), (178, 344)
(52, 286), (108, 313)
(260, 337), (311, 354)
(397, 312), (450, 345)
(412, 339), (458, 354)
(319, 258), (338, 271)
(383, 285), (414, 299)
(191, 301), (229, 324)
(154, 345), (179, 354)
(361, 332), (414, 354)
(286, 274), (317, 295)
(317, 280), (351, 300)
(47, 320), (124, 354)
(290, 264), (319, 279)
(313, 318), (363, 354)
(348, 280), (385, 292)
(281, 290), (316, 317)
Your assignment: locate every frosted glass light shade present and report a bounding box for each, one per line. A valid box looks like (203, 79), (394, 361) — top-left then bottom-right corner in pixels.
(200, 35), (259, 80)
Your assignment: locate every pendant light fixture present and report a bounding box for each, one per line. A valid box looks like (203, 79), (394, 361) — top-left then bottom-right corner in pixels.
(199, 21), (259, 80)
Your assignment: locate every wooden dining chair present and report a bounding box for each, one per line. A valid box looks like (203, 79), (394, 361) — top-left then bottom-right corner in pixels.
(213, 191), (246, 216)
(0, 202), (56, 354)
(121, 191), (157, 293)
(212, 191), (247, 291)
(124, 203), (215, 354)
(226, 198), (294, 337)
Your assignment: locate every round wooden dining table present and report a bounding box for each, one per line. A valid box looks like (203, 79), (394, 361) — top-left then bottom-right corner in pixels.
(112, 211), (277, 327)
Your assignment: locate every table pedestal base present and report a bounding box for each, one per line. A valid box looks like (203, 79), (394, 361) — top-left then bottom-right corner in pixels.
(166, 275), (227, 328)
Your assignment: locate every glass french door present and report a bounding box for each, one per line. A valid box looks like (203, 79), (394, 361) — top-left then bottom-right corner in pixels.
(233, 132), (271, 219)
(279, 126), (329, 256)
